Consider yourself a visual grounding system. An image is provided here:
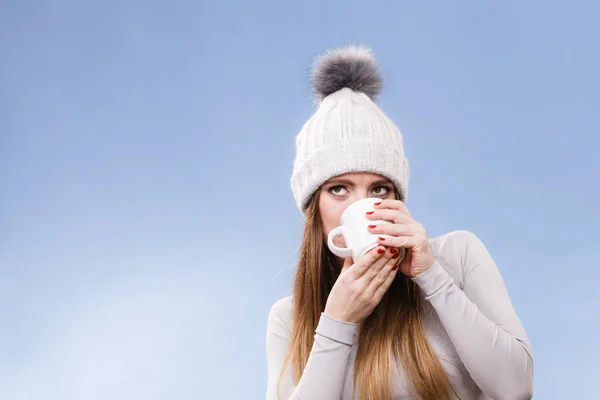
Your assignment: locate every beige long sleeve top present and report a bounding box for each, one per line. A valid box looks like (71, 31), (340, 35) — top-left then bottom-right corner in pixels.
(265, 230), (534, 400)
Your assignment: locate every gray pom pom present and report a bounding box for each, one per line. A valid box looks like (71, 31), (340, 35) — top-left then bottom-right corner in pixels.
(311, 45), (382, 102)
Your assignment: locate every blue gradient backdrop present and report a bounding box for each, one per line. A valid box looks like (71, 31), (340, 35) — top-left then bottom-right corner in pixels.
(1, 1), (598, 399)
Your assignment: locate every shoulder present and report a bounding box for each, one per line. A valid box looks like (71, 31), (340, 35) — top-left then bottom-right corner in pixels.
(269, 295), (294, 317)
(428, 230), (489, 287)
(429, 229), (484, 258)
(266, 295), (294, 334)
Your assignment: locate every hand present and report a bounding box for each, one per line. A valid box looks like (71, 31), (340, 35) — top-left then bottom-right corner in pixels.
(366, 199), (435, 277)
(324, 245), (402, 324)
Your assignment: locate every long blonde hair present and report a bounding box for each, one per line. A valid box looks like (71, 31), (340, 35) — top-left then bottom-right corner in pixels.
(277, 190), (456, 400)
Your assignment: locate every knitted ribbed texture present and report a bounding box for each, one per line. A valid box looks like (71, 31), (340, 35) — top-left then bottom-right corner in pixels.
(291, 84), (410, 212)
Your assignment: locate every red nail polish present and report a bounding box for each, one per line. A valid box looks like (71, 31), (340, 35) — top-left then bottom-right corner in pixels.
(366, 211), (374, 215)
(390, 248), (397, 254)
(368, 225), (377, 229)
(378, 237), (386, 241)
(374, 202), (381, 206)
(392, 264), (398, 271)
(377, 248), (385, 254)
(392, 252), (401, 259)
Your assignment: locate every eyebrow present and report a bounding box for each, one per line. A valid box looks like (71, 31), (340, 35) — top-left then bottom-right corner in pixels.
(371, 179), (393, 186)
(324, 178), (393, 187)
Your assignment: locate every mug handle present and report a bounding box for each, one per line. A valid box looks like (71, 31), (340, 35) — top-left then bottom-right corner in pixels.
(327, 226), (353, 258)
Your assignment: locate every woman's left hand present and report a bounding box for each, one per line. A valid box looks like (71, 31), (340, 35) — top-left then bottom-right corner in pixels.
(366, 199), (435, 277)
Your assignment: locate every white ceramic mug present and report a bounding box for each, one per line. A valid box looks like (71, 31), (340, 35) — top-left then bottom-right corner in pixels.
(327, 197), (405, 262)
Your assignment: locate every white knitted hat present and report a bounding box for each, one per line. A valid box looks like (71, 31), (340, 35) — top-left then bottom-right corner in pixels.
(291, 45), (410, 212)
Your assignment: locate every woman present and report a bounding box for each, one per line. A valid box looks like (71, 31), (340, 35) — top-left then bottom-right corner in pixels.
(265, 46), (534, 400)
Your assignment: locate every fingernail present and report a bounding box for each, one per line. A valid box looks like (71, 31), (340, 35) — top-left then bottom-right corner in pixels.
(377, 248), (385, 254)
(393, 252), (401, 259)
(378, 237), (386, 241)
(374, 202), (381, 206)
(368, 225), (377, 229)
(366, 211), (374, 215)
(390, 248), (397, 254)
(392, 264), (398, 271)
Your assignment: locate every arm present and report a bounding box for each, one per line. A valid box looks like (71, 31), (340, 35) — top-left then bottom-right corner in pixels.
(266, 304), (357, 400)
(412, 231), (534, 400)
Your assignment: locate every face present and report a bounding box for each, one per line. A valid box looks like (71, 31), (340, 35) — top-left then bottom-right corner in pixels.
(319, 172), (397, 248)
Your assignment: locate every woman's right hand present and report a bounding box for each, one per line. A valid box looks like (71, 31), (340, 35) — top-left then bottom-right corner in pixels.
(324, 245), (401, 324)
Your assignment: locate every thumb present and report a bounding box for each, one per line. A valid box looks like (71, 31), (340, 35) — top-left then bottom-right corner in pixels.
(399, 250), (412, 277)
(341, 257), (353, 274)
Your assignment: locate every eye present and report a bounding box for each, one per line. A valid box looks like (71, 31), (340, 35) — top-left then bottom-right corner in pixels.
(372, 185), (393, 196)
(329, 185), (348, 196)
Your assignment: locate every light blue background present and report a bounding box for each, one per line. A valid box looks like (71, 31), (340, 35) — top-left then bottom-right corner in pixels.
(1, 1), (598, 398)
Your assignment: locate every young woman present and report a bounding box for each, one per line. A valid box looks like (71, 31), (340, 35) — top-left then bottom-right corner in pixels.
(265, 46), (534, 400)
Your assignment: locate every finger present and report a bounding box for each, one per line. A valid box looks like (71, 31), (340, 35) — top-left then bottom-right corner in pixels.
(374, 199), (414, 219)
(378, 234), (426, 250)
(368, 222), (422, 237)
(360, 246), (397, 284)
(365, 250), (400, 296)
(346, 246), (386, 280)
(373, 264), (399, 302)
(366, 209), (412, 224)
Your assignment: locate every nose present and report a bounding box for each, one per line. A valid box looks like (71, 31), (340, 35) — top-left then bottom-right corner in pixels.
(346, 193), (368, 204)
(355, 189), (375, 201)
